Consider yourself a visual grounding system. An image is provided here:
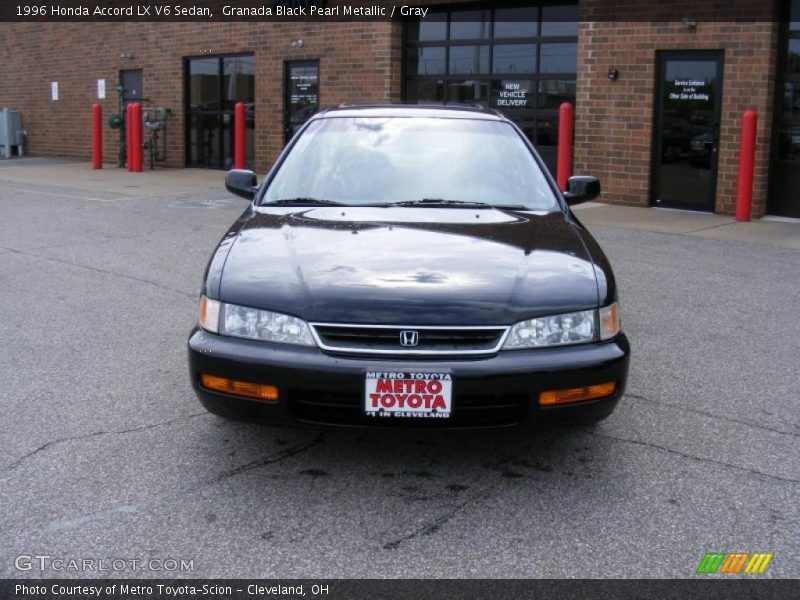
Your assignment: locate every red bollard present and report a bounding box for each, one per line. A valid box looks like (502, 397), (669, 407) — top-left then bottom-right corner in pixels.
(130, 102), (143, 173)
(92, 103), (102, 169)
(736, 109), (758, 222)
(234, 102), (246, 169)
(556, 102), (574, 191)
(126, 105), (133, 172)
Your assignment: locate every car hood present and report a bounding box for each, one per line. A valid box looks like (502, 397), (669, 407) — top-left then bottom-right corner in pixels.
(217, 207), (600, 325)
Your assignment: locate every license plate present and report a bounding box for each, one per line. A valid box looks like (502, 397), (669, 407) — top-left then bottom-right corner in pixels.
(364, 371), (452, 419)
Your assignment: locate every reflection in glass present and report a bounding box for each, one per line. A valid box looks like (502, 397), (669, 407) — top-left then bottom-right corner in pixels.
(189, 57), (219, 111)
(493, 44), (537, 74)
(788, 39), (800, 74)
(223, 55), (255, 110)
(538, 80), (576, 108)
(494, 8), (538, 38)
(448, 80), (489, 104)
(540, 44), (577, 74)
(449, 12), (490, 40)
(542, 5), (579, 36)
(408, 12), (447, 41)
(449, 45), (489, 74)
(412, 46), (446, 75)
(407, 79), (446, 104)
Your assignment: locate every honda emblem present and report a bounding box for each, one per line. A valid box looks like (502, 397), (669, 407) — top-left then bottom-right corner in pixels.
(399, 330), (419, 347)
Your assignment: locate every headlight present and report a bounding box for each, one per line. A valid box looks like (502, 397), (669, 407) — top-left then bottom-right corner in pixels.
(502, 303), (620, 349)
(197, 296), (315, 346)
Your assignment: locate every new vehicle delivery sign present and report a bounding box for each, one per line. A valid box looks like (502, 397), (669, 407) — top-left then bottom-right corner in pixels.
(365, 372), (452, 419)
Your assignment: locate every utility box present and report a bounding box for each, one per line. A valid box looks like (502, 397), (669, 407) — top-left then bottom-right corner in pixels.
(0, 109), (24, 158)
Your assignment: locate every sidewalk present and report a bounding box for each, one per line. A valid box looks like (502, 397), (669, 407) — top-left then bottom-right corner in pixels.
(573, 202), (800, 250)
(1, 157), (798, 250)
(0, 157), (225, 200)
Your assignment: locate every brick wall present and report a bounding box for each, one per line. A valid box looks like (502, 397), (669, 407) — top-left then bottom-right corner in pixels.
(575, 1), (779, 216)
(0, 2), (783, 217)
(0, 21), (404, 172)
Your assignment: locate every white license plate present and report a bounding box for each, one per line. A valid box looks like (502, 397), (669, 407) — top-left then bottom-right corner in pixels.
(364, 371), (452, 419)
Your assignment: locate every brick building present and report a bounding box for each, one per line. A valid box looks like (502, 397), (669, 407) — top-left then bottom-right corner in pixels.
(1, 0), (798, 217)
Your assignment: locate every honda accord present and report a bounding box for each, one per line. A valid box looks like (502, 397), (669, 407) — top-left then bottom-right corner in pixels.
(188, 105), (630, 428)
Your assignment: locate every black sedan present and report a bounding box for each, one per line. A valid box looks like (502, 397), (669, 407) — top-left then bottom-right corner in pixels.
(188, 105), (629, 428)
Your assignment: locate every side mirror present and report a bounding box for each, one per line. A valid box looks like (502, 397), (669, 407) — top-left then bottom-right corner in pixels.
(225, 169), (258, 200)
(564, 175), (601, 206)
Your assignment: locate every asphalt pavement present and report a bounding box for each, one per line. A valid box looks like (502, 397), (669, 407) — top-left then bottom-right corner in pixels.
(0, 159), (797, 579)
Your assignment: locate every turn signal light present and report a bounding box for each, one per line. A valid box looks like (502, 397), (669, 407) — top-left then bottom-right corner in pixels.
(200, 374), (279, 402)
(539, 382), (616, 407)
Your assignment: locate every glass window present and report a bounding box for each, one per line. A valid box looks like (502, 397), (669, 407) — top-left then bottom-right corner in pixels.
(449, 11), (490, 40)
(791, 0), (800, 30)
(409, 46), (446, 75)
(538, 80), (576, 108)
(223, 55), (254, 110)
(788, 39), (800, 74)
(491, 80), (535, 109)
(263, 117), (559, 210)
(540, 43), (577, 73)
(494, 7), (538, 38)
(408, 12), (447, 41)
(542, 5), (579, 36)
(781, 81), (800, 122)
(536, 116), (559, 146)
(407, 79), (446, 104)
(189, 57), (220, 111)
(448, 80), (490, 104)
(449, 45), (489, 74)
(493, 44), (537, 74)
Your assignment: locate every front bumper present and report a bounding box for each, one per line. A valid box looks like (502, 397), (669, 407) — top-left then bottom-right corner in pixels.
(187, 328), (630, 429)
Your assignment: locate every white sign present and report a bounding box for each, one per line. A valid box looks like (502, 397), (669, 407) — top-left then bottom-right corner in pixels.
(364, 371), (452, 419)
(97, 79), (106, 100)
(51, 81), (58, 101)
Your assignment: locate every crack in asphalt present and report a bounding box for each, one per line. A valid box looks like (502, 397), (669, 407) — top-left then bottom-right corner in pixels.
(382, 483), (499, 550)
(0, 413), (207, 475)
(0, 245), (197, 300)
(209, 433), (326, 483)
(625, 392), (800, 437)
(586, 429), (800, 485)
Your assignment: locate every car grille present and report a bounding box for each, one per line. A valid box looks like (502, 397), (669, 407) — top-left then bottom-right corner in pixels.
(289, 390), (528, 427)
(309, 324), (509, 356)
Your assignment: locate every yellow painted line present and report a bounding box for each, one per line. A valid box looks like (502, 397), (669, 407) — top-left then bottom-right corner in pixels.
(0, 182), (126, 203)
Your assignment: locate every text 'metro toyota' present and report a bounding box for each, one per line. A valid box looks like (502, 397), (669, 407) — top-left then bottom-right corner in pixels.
(188, 105), (630, 428)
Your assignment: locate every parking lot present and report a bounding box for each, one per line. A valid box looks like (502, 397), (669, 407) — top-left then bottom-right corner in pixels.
(0, 159), (797, 578)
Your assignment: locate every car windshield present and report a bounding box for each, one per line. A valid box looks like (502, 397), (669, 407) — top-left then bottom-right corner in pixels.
(261, 116), (559, 210)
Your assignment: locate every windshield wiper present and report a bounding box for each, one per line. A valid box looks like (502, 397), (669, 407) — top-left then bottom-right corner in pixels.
(264, 198), (346, 207)
(389, 199), (529, 210)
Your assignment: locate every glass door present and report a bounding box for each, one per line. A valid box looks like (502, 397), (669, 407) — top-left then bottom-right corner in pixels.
(284, 60), (319, 144)
(185, 54), (254, 169)
(652, 52), (724, 211)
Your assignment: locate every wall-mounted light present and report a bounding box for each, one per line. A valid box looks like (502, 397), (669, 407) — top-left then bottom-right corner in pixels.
(608, 68), (619, 81)
(681, 17), (697, 28)
(119, 52), (133, 59)
(291, 39), (304, 48)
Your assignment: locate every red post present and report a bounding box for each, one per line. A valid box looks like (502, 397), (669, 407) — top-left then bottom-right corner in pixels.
(126, 105), (133, 172)
(234, 101), (246, 169)
(130, 102), (143, 173)
(92, 103), (102, 169)
(736, 109), (757, 222)
(557, 102), (574, 191)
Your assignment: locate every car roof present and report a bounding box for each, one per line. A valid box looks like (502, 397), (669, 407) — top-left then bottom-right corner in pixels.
(315, 103), (508, 121)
